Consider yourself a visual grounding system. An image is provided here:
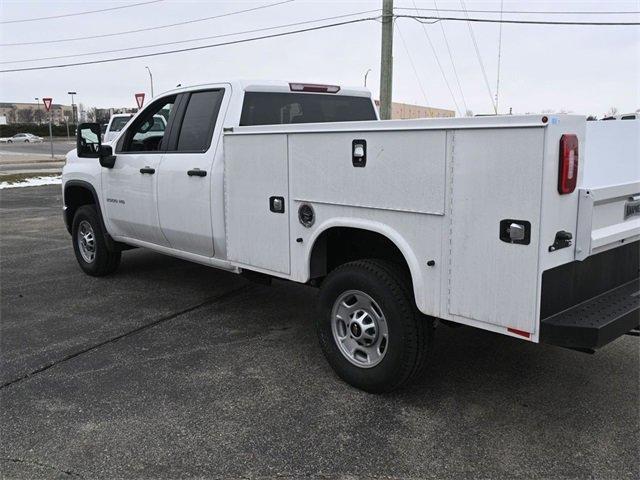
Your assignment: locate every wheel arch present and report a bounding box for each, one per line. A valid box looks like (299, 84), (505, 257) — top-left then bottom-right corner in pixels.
(63, 180), (102, 234)
(306, 219), (425, 311)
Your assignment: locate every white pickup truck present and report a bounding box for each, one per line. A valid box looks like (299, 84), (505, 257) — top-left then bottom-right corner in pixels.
(63, 80), (639, 392)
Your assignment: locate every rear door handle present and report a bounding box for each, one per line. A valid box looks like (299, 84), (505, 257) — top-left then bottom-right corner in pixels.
(187, 169), (207, 177)
(140, 166), (155, 174)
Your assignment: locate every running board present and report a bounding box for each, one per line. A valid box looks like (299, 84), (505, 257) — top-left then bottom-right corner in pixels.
(540, 279), (640, 350)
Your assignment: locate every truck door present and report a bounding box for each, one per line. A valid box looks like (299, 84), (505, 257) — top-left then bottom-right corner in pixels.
(102, 95), (177, 246)
(156, 89), (226, 257)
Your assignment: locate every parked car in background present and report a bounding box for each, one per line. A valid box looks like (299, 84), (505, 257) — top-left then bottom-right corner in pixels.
(602, 113), (638, 121)
(103, 114), (133, 143)
(0, 133), (44, 143)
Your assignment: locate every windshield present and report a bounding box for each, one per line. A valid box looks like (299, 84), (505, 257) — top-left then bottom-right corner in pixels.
(109, 116), (132, 132)
(240, 92), (377, 126)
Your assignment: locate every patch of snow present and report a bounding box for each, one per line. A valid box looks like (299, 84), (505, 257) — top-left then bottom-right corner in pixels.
(0, 175), (62, 189)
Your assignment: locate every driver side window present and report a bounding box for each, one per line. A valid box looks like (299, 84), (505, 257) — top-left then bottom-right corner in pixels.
(120, 96), (175, 153)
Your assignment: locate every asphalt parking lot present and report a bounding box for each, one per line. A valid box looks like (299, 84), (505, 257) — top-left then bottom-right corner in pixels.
(0, 139), (75, 157)
(1, 185), (638, 479)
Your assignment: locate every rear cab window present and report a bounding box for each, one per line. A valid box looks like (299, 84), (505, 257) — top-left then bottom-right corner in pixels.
(240, 92), (377, 126)
(174, 90), (224, 152)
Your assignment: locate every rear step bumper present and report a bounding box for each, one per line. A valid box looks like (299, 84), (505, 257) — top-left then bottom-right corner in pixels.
(540, 279), (640, 350)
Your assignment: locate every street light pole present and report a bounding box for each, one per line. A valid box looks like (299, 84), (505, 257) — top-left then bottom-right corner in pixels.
(68, 91), (77, 125)
(364, 69), (372, 87)
(145, 66), (154, 98)
(379, 0), (394, 120)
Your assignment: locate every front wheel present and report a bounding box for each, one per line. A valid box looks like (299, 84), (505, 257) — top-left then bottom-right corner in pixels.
(317, 259), (433, 393)
(72, 205), (121, 276)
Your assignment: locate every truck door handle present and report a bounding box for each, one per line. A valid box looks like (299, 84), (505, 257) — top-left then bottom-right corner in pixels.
(187, 169), (207, 177)
(139, 166), (155, 174)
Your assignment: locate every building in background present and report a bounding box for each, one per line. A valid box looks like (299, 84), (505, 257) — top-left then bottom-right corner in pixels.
(375, 100), (455, 119)
(0, 102), (73, 125)
(0, 102), (138, 126)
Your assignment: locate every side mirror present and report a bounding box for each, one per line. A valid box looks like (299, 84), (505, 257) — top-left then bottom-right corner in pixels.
(77, 123), (101, 158)
(76, 122), (116, 168)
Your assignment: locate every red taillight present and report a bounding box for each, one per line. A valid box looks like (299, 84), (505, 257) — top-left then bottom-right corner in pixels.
(558, 134), (579, 194)
(289, 83), (340, 93)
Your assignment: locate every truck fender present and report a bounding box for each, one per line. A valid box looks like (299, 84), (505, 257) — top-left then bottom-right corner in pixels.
(305, 217), (426, 312)
(63, 179), (117, 252)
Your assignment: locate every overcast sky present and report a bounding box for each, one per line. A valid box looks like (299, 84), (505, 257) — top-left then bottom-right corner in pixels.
(0, 0), (638, 116)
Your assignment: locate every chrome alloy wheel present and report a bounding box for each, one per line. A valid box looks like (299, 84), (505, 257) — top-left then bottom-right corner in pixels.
(77, 220), (96, 263)
(331, 290), (389, 368)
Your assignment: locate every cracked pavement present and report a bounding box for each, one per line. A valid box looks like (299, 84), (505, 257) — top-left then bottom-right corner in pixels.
(1, 185), (639, 479)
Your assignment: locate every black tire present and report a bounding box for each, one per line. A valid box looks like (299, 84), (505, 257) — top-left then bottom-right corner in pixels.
(24, 140), (29, 143)
(71, 205), (121, 276)
(7, 140), (12, 143)
(317, 259), (433, 393)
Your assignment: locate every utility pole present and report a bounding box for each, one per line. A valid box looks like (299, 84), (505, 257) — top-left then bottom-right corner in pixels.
(145, 66), (154, 97)
(68, 91), (77, 125)
(379, 0), (394, 120)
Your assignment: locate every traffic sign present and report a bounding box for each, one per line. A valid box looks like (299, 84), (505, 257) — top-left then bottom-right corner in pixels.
(135, 93), (145, 109)
(42, 97), (52, 111)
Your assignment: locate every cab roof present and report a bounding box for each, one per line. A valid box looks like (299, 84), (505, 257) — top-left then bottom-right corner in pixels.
(163, 79), (372, 98)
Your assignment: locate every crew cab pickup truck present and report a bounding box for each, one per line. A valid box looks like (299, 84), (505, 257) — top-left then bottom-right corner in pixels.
(63, 80), (640, 392)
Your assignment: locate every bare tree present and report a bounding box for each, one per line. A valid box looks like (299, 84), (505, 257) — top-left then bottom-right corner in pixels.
(17, 108), (34, 123)
(95, 109), (110, 124)
(33, 108), (45, 124)
(86, 107), (97, 122)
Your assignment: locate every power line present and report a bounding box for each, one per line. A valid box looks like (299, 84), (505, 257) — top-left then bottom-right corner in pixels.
(431, 0), (468, 113)
(408, 9), (462, 115)
(1, 10), (381, 65)
(0, 0), (164, 25)
(0, 17), (380, 74)
(395, 21), (431, 107)
(397, 14), (640, 26)
(459, 0), (496, 113)
(0, 0), (295, 47)
(394, 6), (640, 15)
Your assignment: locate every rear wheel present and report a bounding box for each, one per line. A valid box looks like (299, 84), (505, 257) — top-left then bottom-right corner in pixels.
(72, 205), (120, 276)
(317, 259), (433, 393)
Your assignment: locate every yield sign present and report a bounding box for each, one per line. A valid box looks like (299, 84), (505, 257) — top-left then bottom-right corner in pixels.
(135, 93), (145, 109)
(42, 97), (53, 111)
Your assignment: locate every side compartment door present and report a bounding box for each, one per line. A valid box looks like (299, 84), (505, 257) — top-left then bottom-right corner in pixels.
(224, 134), (290, 275)
(156, 89), (226, 257)
(447, 128), (545, 333)
(102, 95), (179, 246)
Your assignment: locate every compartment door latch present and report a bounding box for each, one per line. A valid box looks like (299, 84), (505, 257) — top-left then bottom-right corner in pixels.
(352, 139), (367, 167)
(499, 219), (531, 245)
(549, 230), (572, 252)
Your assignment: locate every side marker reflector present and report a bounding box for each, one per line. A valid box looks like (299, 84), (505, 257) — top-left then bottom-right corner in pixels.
(508, 328), (531, 338)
